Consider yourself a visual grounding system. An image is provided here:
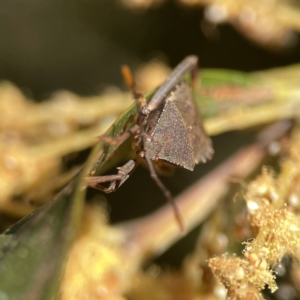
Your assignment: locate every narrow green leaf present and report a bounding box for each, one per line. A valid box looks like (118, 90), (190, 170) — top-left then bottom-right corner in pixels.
(0, 174), (85, 299)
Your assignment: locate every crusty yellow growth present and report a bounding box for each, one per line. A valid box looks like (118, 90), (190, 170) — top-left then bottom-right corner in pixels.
(209, 253), (275, 298)
(60, 204), (141, 300)
(0, 82), (131, 217)
(244, 206), (300, 264)
(209, 126), (300, 298)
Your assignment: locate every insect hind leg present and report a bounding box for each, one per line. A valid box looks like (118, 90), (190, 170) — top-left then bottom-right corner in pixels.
(144, 155), (185, 233)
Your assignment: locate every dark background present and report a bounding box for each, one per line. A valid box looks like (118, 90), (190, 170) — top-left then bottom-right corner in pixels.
(1, 0), (299, 100)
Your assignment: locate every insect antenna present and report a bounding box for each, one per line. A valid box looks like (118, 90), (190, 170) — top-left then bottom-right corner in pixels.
(121, 64), (149, 151)
(121, 66), (148, 122)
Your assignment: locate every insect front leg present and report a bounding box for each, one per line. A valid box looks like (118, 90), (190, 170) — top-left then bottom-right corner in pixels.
(98, 124), (139, 147)
(85, 159), (138, 193)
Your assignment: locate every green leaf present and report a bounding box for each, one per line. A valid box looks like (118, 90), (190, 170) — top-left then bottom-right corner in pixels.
(198, 69), (270, 117)
(0, 174), (85, 299)
(201, 69), (258, 87)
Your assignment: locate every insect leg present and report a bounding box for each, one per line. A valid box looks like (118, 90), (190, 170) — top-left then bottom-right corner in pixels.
(144, 155), (185, 233)
(98, 124), (139, 147)
(86, 159), (138, 193)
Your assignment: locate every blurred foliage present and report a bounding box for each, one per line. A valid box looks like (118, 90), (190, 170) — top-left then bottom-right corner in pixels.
(121, 0), (300, 51)
(2, 1), (300, 300)
(1, 60), (300, 299)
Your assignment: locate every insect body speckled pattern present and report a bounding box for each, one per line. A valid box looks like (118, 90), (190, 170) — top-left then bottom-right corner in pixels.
(145, 81), (213, 171)
(86, 55), (213, 232)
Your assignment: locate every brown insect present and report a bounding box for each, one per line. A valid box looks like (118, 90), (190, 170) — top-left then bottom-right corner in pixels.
(86, 55), (213, 232)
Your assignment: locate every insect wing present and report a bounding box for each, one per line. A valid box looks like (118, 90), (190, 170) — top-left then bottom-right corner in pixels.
(145, 82), (213, 170)
(173, 82), (213, 164)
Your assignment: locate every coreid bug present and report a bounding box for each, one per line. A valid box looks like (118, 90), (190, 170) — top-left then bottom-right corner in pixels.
(86, 55), (214, 232)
